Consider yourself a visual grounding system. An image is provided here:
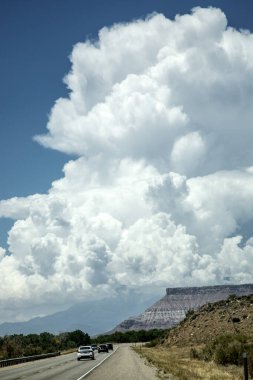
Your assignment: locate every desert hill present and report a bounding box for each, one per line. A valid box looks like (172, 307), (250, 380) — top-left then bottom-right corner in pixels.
(165, 294), (253, 346)
(112, 284), (253, 332)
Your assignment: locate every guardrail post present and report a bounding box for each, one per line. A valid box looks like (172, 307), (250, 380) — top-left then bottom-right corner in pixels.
(243, 353), (248, 380)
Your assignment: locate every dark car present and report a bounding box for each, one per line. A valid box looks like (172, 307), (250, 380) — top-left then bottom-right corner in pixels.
(98, 344), (109, 353)
(106, 343), (113, 350)
(91, 344), (97, 351)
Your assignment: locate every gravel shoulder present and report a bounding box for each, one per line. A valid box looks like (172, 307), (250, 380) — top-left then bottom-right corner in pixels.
(86, 344), (158, 380)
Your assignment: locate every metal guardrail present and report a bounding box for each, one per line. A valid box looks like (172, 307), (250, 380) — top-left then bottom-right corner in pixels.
(0, 352), (61, 367)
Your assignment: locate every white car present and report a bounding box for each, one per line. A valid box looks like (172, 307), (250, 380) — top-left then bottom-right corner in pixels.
(77, 345), (95, 360)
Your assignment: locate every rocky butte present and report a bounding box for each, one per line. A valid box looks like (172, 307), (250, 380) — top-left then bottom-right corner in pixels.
(111, 284), (253, 332)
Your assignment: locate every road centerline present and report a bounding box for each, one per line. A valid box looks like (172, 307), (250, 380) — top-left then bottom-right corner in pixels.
(75, 347), (118, 380)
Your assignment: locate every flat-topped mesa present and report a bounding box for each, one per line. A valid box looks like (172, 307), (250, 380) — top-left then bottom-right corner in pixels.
(112, 283), (253, 332)
(166, 283), (253, 296)
(164, 284), (253, 310)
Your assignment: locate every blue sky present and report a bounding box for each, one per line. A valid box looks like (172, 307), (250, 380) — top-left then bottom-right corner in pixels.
(1, 0), (253, 323)
(1, 0), (252, 247)
(1, 0), (253, 199)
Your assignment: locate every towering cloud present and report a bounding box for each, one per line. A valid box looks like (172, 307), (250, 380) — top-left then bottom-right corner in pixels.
(1, 7), (253, 323)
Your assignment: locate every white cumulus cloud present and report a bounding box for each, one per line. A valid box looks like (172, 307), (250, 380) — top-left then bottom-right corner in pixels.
(1, 6), (253, 323)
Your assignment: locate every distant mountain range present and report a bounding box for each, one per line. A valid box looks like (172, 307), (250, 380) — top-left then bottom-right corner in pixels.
(2, 284), (252, 337)
(0, 293), (158, 336)
(111, 283), (253, 332)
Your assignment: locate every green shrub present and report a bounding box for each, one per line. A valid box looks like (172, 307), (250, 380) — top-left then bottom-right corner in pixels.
(200, 333), (250, 366)
(190, 347), (201, 359)
(185, 309), (195, 318)
(214, 340), (243, 365)
(145, 339), (159, 347)
(231, 317), (240, 323)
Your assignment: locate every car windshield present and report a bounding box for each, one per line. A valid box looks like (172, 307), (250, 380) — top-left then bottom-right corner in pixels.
(79, 346), (91, 350)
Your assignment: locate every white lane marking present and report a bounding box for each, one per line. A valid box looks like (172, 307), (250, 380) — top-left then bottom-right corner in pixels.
(75, 347), (118, 380)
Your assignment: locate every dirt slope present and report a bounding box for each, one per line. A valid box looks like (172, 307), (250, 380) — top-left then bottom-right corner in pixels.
(165, 294), (253, 346)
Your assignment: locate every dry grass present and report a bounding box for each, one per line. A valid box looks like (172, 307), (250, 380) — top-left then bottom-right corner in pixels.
(133, 345), (243, 380)
(61, 348), (77, 355)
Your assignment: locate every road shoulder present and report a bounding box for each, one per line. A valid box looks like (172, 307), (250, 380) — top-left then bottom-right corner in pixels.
(86, 344), (158, 380)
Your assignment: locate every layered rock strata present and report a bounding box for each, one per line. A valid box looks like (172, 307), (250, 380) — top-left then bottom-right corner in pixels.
(112, 284), (253, 332)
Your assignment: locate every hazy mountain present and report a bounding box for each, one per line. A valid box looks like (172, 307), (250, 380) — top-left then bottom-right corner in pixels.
(0, 293), (158, 336)
(3, 284), (252, 337)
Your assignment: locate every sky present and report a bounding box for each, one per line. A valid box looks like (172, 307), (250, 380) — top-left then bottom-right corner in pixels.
(1, 0), (253, 324)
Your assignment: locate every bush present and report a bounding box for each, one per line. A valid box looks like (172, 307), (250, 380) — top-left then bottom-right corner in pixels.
(200, 333), (251, 366)
(145, 339), (159, 347)
(214, 340), (243, 365)
(185, 309), (195, 318)
(190, 347), (201, 359)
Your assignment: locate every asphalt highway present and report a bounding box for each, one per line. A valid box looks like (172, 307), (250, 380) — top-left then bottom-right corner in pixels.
(86, 344), (158, 379)
(0, 349), (115, 380)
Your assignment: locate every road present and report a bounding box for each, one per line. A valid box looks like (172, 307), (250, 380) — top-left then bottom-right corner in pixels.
(0, 345), (158, 380)
(86, 344), (158, 379)
(0, 349), (114, 380)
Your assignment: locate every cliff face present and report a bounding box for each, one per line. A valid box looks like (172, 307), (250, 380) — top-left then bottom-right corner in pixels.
(112, 284), (253, 332)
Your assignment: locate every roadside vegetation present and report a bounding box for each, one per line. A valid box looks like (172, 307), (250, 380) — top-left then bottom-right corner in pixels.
(192, 333), (253, 369)
(2, 294), (253, 380)
(0, 328), (165, 360)
(133, 295), (253, 379)
(93, 328), (166, 345)
(134, 343), (244, 380)
(0, 330), (90, 360)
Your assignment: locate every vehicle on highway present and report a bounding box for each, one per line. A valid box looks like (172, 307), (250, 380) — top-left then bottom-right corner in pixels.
(106, 343), (114, 350)
(98, 344), (109, 353)
(91, 344), (98, 350)
(77, 345), (95, 360)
